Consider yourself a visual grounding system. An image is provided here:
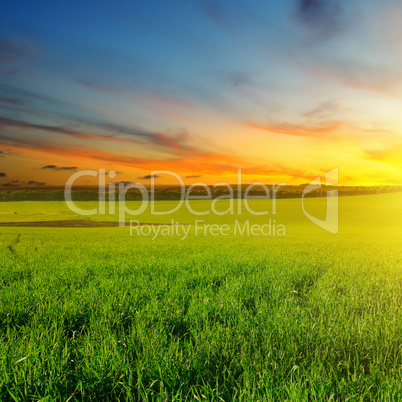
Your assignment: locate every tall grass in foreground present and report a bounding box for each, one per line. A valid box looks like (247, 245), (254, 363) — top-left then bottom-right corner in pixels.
(0, 225), (401, 401)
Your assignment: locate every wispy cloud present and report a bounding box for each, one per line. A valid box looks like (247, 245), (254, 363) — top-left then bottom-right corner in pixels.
(41, 165), (77, 171)
(28, 180), (46, 186)
(0, 37), (37, 63)
(0, 116), (195, 154)
(0, 116), (143, 143)
(364, 146), (402, 166)
(1, 179), (20, 187)
(111, 181), (138, 185)
(303, 101), (340, 119)
(247, 121), (343, 138)
(224, 71), (252, 89)
(1, 179), (46, 187)
(202, 0), (227, 31)
(296, 0), (346, 38)
(138, 174), (160, 180)
(0, 97), (24, 106)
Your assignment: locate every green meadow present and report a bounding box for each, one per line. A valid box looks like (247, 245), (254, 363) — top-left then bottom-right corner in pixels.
(0, 193), (401, 400)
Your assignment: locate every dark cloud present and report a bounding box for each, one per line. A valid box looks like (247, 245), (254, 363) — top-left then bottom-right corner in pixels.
(1, 179), (47, 187)
(297, 0), (344, 37)
(2, 183), (19, 187)
(200, 0), (237, 33)
(0, 172), (6, 177)
(27, 180), (46, 186)
(0, 116), (105, 140)
(0, 68), (19, 76)
(0, 84), (194, 155)
(105, 170), (123, 175)
(225, 71), (252, 89)
(0, 38), (37, 63)
(0, 116), (145, 144)
(0, 83), (65, 107)
(41, 165), (77, 171)
(2, 180), (20, 187)
(76, 79), (120, 95)
(138, 174), (160, 180)
(91, 121), (159, 140)
(0, 98), (24, 105)
(185, 174), (202, 179)
(111, 181), (138, 186)
(0, 116), (191, 153)
(0, 149), (16, 157)
(204, 1), (224, 27)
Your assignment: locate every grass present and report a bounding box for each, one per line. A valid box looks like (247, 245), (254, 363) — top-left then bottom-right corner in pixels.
(0, 193), (401, 400)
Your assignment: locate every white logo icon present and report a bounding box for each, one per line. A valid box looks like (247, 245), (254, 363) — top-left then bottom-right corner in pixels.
(302, 168), (339, 234)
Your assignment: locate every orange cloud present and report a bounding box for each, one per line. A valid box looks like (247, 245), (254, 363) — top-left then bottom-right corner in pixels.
(364, 147), (402, 166)
(246, 121), (343, 138)
(0, 130), (307, 182)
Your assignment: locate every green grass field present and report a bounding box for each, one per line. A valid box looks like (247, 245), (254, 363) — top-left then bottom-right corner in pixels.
(0, 193), (401, 400)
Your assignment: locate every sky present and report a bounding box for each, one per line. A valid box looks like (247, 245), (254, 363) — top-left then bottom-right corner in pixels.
(1, 0), (402, 187)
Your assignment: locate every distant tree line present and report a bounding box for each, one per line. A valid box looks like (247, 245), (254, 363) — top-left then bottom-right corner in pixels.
(0, 185), (401, 201)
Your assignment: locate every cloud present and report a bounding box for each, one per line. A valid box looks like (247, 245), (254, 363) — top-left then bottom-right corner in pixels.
(246, 100), (358, 140)
(0, 68), (18, 76)
(0, 116), (138, 143)
(247, 120), (343, 138)
(224, 71), (252, 89)
(105, 170), (123, 175)
(151, 132), (187, 150)
(364, 146), (402, 166)
(138, 174), (160, 180)
(185, 174), (202, 179)
(0, 172), (6, 177)
(0, 82), (69, 111)
(0, 132), (236, 176)
(203, 1), (226, 30)
(296, 0), (345, 37)
(2, 182), (19, 187)
(0, 116), (193, 154)
(0, 116), (126, 142)
(2, 179), (20, 187)
(199, 0), (243, 35)
(0, 116), (216, 171)
(76, 79), (120, 95)
(1, 179), (47, 187)
(303, 101), (340, 119)
(0, 97), (24, 105)
(0, 38), (37, 63)
(306, 59), (402, 97)
(0, 85), (199, 156)
(41, 165), (77, 171)
(27, 180), (46, 186)
(87, 121), (160, 141)
(0, 123), (307, 180)
(0, 149), (16, 157)
(110, 181), (139, 186)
